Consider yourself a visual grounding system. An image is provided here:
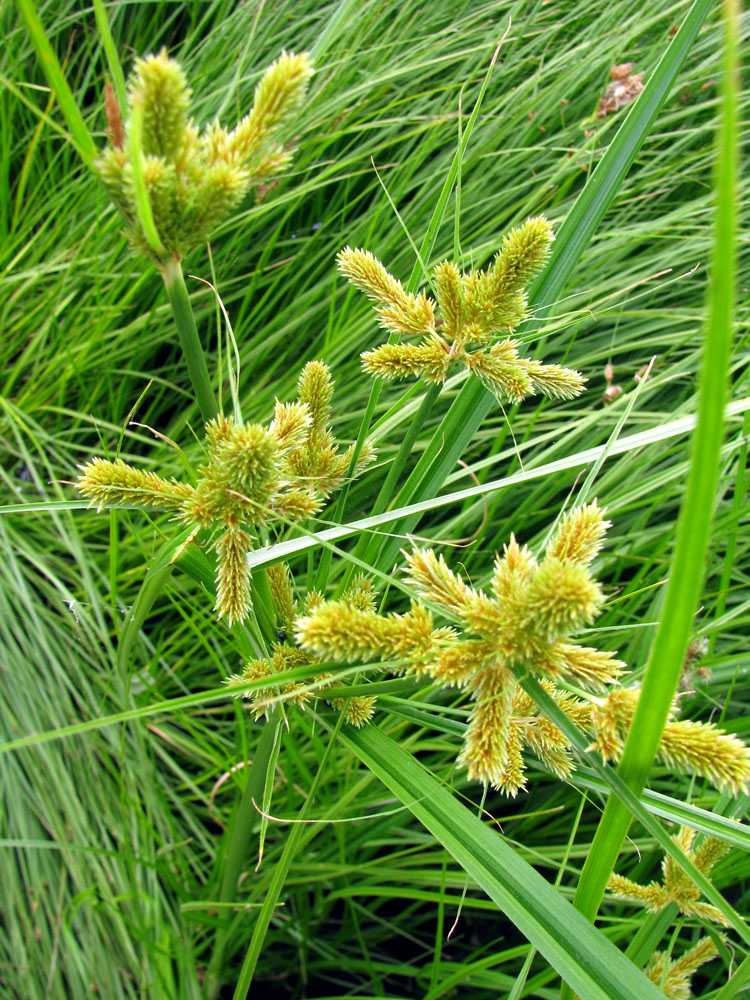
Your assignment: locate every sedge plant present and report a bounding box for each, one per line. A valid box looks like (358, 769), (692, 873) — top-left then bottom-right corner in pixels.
(73, 204), (750, 997)
(15, 1), (748, 995)
(99, 48), (312, 422)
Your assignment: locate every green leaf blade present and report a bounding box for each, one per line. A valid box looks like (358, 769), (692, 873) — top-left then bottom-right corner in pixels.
(343, 725), (665, 1000)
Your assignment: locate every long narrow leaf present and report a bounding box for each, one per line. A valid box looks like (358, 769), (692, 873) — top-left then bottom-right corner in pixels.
(342, 724), (664, 1000)
(16, 0), (98, 167)
(243, 398), (750, 569)
(568, 0), (741, 945)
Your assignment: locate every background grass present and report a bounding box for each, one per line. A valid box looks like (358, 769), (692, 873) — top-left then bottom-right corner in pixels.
(1, 0), (748, 997)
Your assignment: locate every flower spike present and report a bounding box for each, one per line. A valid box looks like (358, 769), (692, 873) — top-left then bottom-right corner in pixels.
(296, 502), (750, 797)
(299, 503), (623, 792)
(76, 363), (372, 626)
(98, 48), (313, 262)
(341, 217), (586, 407)
(227, 581), (379, 727)
(608, 826), (732, 926)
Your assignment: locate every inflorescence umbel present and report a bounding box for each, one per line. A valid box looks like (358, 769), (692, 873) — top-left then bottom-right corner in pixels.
(338, 216), (585, 404)
(296, 503), (750, 797)
(608, 826), (731, 926)
(226, 568), (378, 727)
(76, 362), (372, 625)
(99, 48), (312, 262)
(606, 826), (730, 999)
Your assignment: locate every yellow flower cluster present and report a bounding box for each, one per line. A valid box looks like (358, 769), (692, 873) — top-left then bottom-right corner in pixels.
(99, 48), (312, 262)
(226, 568), (377, 727)
(645, 937), (718, 1000)
(296, 504), (750, 797)
(608, 826), (731, 925)
(606, 827), (730, 999)
(299, 503), (622, 792)
(338, 216), (585, 404)
(76, 363), (372, 625)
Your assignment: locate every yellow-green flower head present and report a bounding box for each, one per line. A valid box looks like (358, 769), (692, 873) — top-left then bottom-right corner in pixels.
(338, 217), (586, 408)
(75, 361), (373, 627)
(212, 420), (280, 493)
(130, 50), (191, 161)
(190, 419), (281, 527)
(98, 48), (313, 262)
(608, 826), (732, 927)
(298, 503), (623, 792)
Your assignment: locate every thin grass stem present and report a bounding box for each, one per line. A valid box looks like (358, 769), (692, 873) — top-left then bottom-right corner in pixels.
(161, 257), (219, 423)
(204, 715), (281, 1000)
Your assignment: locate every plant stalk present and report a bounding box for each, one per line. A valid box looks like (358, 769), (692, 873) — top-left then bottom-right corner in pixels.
(161, 256), (218, 423)
(204, 715), (281, 999)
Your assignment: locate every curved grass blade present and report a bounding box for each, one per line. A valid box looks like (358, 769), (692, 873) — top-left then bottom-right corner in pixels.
(342, 724), (664, 1000)
(566, 0), (741, 960)
(92, 0), (127, 111)
(243, 398), (750, 570)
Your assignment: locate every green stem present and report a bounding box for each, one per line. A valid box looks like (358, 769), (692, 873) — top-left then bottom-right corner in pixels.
(231, 711), (344, 1000)
(339, 381), (442, 593)
(711, 953), (750, 1000)
(561, 2), (738, 995)
(161, 256), (218, 423)
(204, 715), (281, 1000)
(313, 380), (384, 591)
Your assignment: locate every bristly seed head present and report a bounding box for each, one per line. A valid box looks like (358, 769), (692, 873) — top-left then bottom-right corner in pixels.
(339, 217), (583, 409)
(298, 504), (625, 793)
(296, 501), (750, 798)
(98, 48), (313, 262)
(75, 361), (372, 628)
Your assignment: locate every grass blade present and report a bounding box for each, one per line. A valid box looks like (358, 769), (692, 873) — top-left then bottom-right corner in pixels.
(16, 0), (98, 167)
(342, 724), (664, 1000)
(566, 0), (741, 951)
(529, 0), (712, 316)
(92, 0), (127, 111)
(242, 398), (750, 569)
(204, 716), (281, 1000)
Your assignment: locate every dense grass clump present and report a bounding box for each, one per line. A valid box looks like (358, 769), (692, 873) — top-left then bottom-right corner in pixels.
(2, 1), (748, 998)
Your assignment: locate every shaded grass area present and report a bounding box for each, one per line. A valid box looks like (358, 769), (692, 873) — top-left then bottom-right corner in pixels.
(1, 0), (748, 997)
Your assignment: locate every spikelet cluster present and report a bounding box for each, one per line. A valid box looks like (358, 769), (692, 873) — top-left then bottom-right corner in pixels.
(338, 217), (585, 405)
(299, 503), (623, 793)
(606, 829), (728, 998)
(297, 502), (750, 797)
(588, 687), (750, 795)
(76, 362), (372, 626)
(286, 362), (375, 494)
(608, 826), (732, 926)
(98, 49), (312, 261)
(645, 937), (719, 1000)
(226, 572), (377, 727)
